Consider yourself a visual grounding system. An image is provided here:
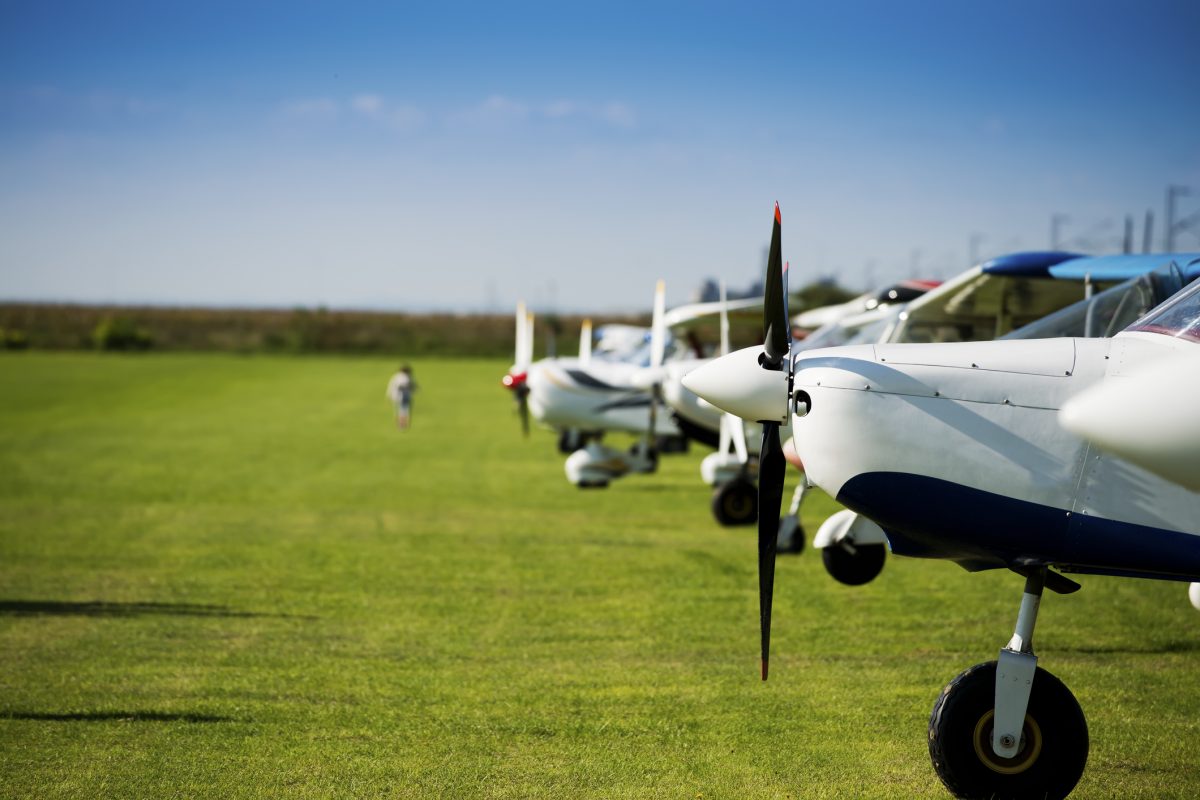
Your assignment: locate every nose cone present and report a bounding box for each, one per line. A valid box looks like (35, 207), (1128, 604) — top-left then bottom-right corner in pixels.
(681, 345), (790, 424)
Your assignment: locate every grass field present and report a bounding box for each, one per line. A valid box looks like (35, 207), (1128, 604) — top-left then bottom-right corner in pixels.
(1, 353), (1198, 798)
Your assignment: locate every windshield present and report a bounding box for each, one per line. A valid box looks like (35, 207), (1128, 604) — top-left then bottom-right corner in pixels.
(592, 325), (652, 362)
(1004, 264), (1186, 340)
(1125, 277), (1200, 343)
(896, 273), (1092, 343)
(796, 307), (898, 352)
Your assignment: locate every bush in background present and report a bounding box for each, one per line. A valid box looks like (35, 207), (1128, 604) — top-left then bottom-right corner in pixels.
(92, 316), (154, 351)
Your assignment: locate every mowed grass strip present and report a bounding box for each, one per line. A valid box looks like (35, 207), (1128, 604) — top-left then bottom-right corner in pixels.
(1, 353), (1197, 799)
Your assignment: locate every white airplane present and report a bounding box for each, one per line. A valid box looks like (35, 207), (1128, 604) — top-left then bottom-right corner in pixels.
(512, 281), (700, 487)
(661, 281), (940, 528)
(683, 205), (1200, 800)
(779, 251), (1200, 578)
(792, 278), (939, 331)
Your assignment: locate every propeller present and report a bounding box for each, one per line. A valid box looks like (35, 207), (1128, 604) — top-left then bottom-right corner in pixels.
(503, 301), (534, 436)
(643, 280), (668, 460)
(679, 203), (793, 680)
(578, 318), (593, 367)
(718, 280), (750, 463)
(757, 204), (790, 680)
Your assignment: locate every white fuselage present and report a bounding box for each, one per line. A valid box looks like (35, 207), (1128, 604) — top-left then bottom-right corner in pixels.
(525, 356), (681, 437)
(789, 333), (1200, 579)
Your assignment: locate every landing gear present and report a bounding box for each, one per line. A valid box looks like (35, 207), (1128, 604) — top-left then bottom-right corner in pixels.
(558, 429), (585, 454)
(777, 516), (805, 553)
(928, 568), (1089, 800)
(711, 478), (757, 526)
(821, 540), (886, 585)
(628, 440), (659, 472)
(656, 434), (688, 454)
(929, 662), (1087, 800)
(776, 479), (809, 554)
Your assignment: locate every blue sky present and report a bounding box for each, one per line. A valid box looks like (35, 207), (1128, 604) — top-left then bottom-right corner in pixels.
(2, 0), (1199, 311)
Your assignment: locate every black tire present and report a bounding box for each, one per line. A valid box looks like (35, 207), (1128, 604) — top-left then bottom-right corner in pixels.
(627, 443), (659, 470)
(821, 541), (886, 585)
(657, 435), (688, 454)
(576, 480), (609, 490)
(929, 661), (1088, 800)
(778, 518), (805, 554)
(711, 480), (757, 526)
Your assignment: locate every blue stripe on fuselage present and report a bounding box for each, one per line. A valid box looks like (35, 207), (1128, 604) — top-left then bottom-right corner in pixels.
(836, 472), (1200, 582)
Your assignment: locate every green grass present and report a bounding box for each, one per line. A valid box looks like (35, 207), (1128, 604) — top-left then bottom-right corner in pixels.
(1, 352), (1198, 798)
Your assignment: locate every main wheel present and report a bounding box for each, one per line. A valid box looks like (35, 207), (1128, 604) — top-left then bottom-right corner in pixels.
(711, 479), (757, 526)
(929, 661), (1088, 800)
(821, 541), (885, 585)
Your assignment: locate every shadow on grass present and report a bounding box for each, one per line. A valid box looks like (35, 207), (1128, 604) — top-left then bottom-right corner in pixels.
(0, 600), (314, 619)
(1, 710), (236, 723)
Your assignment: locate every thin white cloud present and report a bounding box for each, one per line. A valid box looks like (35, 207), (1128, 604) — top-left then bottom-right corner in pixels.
(351, 93), (384, 115)
(9, 85), (157, 117)
(351, 92), (427, 131)
(282, 93), (426, 132)
(383, 105), (427, 131)
(453, 95), (636, 130)
(597, 102), (635, 129)
(543, 100), (577, 119)
(282, 97), (340, 120)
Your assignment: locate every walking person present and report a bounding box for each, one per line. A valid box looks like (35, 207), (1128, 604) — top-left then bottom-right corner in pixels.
(386, 365), (417, 430)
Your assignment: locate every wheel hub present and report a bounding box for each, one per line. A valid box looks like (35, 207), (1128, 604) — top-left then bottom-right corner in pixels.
(972, 709), (1043, 775)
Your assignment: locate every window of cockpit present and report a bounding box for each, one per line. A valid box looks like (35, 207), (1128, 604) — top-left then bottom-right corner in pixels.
(1125, 277), (1200, 342)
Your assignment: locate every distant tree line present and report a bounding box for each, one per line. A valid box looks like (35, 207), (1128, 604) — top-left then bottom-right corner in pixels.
(0, 281), (857, 357)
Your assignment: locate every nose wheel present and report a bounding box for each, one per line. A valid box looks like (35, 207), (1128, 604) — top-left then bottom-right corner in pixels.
(711, 478), (757, 526)
(821, 540), (886, 585)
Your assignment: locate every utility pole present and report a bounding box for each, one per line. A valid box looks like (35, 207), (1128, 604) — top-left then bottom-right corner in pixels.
(1142, 210), (1154, 253)
(1051, 214), (1070, 249)
(968, 233), (984, 266)
(1166, 185), (1197, 251)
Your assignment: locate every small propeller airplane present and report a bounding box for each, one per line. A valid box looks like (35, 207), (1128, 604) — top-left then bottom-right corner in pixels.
(683, 204), (1200, 800)
(505, 281), (694, 487)
(801, 253), (1200, 584)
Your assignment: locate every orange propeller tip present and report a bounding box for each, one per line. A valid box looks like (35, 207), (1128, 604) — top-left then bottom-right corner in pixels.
(774, 202), (781, 222)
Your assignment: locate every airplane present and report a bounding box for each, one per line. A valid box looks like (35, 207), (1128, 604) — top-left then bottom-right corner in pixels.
(662, 281), (939, 528)
(792, 278), (940, 331)
(801, 253), (1200, 583)
(682, 204), (1200, 799)
(512, 281), (702, 487)
(773, 249), (1090, 559)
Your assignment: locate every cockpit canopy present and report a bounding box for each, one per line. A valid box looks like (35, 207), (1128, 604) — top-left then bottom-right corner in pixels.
(1126, 277), (1200, 343)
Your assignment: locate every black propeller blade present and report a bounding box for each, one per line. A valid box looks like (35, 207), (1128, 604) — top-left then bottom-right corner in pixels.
(757, 203), (791, 680)
(517, 384), (530, 437)
(758, 420), (784, 679)
(762, 203), (788, 368)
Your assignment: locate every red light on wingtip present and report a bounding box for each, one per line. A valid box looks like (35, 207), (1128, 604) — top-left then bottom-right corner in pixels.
(774, 202), (781, 223)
